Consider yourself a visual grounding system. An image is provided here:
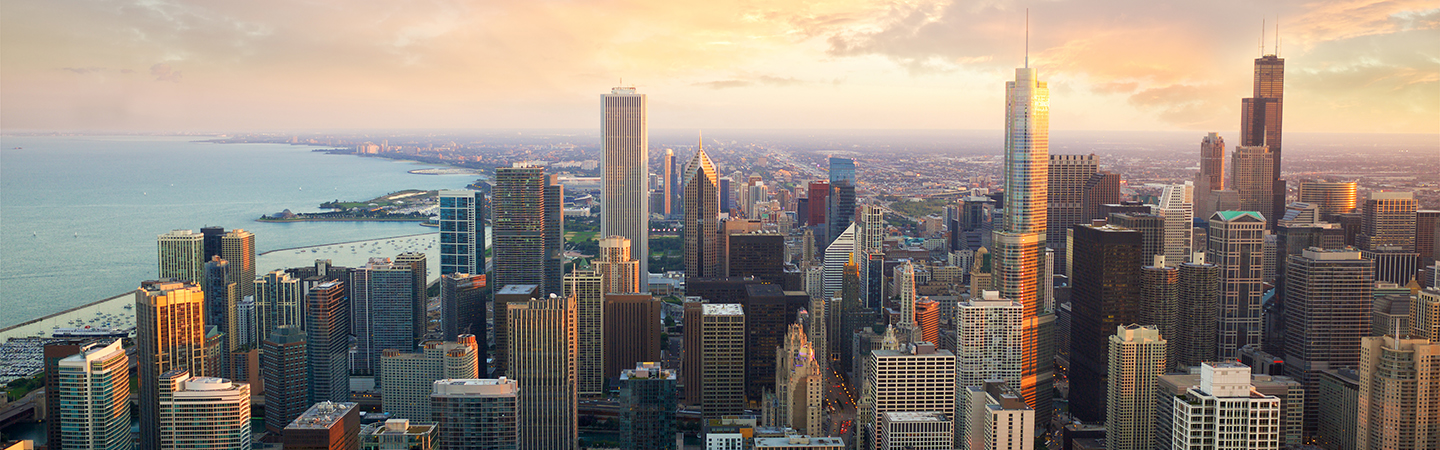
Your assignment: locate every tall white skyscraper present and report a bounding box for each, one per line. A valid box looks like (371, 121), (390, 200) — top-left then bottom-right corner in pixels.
(955, 292), (1024, 389)
(1105, 325), (1167, 450)
(1157, 182), (1195, 266)
(602, 87), (650, 289)
(823, 223), (858, 298)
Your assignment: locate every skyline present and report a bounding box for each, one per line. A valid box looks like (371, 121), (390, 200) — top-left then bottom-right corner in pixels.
(1, 0), (1436, 134)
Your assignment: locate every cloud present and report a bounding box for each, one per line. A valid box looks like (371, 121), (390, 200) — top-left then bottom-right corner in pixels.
(694, 74), (805, 89)
(1126, 84), (1232, 128)
(150, 63), (182, 82)
(61, 67), (106, 75)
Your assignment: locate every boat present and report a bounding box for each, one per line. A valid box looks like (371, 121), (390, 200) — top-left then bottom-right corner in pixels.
(53, 326), (133, 339)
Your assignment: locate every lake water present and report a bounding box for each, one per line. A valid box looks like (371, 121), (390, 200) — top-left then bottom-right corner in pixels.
(0, 135), (479, 329)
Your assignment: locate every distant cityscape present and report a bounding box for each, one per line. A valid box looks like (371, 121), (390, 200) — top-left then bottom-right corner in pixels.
(4, 30), (1440, 450)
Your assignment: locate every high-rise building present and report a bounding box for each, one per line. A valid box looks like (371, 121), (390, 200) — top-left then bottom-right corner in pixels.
(438, 189), (486, 276)
(1283, 249), (1374, 437)
(158, 229), (206, 284)
(202, 256), (238, 360)
(1140, 266), (1180, 366)
(200, 226), (225, 261)
(157, 371), (252, 450)
(1110, 212), (1166, 266)
(380, 337), (480, 422)
(440, 273), (487, 345)
(1157, 182), (1195, 266)
(1413, 288), (1440, 341)
(507, 294), (578, 449)
(282, 401), (360, 450)
(1232, 146), (1276, 226)
(307, 280), (350, 404)
(544, 175), (566, 296)
(685, 145), (723, 279)
(1081, 172), (1121, 222)
(1105, 325), (1166, 450)
(494, 167), (550, 291)
(136, 280), (207, 450)
(893, 262), (919, 343)
(351, 257), (417, 375)
(1418, 210), (1439, 268)
(263, 325), (309, 436)
(823, 223), (859, 298)
(1208, 211), (1267, 358)
(602, 86), (650, 289)
(957, 381), (1034, 450)
(1298, 181), (1358, 218)
(1359, 191), (1418, 251)
(955, 292), (1023, 390)
(393, 252), (429, 346)
(1048, 154), (1099, 256)
(1174, 261), (1220, 368)
(44, 340), (94, 447)
(1315, 369), (1360, 450)
(1069, 223), (1143, 422)
(915, 298), (940, 345)
(221, 229), (257, 301)
(1200, 132), (1226, 191)
(1356, 335), (1440, 450)
(879, 411), (953, 450)
(604, 293), (662, 382)
(1362, 246), (1421, 285)
(492, 284), (539, 377)
(597, 235), (641, 293)
(430, 379), (518, 450)
(729, 232), (786, 284)
(858, 342), (956, 450)
(682, 297), (705, 406)
(256, 269), (305, 334)
(564, 269), (605, 396)
(808, 181), (830, 231)
(664, 149), (678, 217)
(53, 339), (131, 450)
(619, 363), (678, 450)
(774, 322), (824, 435)
(1241, 53), (1285, 179)
(828, 157), (857, 247)
(1157, 362), (1281, 450)
(360, 419), (436, 450)
(701, 303), (746, 418)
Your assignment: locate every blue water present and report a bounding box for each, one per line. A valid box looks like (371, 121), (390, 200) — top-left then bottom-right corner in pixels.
(0, 135), (476, 328)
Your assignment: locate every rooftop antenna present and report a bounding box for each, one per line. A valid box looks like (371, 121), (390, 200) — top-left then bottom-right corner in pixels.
(1025, 9), (1030, 68)
(1276, 15), (1281, 57)
(1261, 18), (1266, 56)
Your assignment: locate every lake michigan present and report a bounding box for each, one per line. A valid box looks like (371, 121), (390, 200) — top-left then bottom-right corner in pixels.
(0, 135), (474, 329)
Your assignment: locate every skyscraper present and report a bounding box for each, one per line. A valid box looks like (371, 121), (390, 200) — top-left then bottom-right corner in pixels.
(823, 223), (858, 298)
(1048, 154), (1099, 259)
(1283, 248), (1373, 437)
(202, 256), (238, 358)
(774, 323), (824, 436)
(1232, 146), (1276, 226)
(564, 268), (605, 396)
(701, 303), (746, 418)
(663, 148), (676, 217)
(158, 229), (205, 284)
(1413, 288), (1440, 341)
(157, 371), (252, 450)
(508, 294), (578, 449)
(262, 325), (309, 437)
(597, 235), (641, 293)
(1359, 191), (1418, 251)
(1158, 362), (1282, 450)
(1200, 132), (1226, 191)
(256, 270), (305, 336)
(544, 174), (566, 296)
(350, 257), (417, 375)
(808, 181), (830, 232)
(307, 281), (350, 404)
(1297, 181), (1358, 218)
(1068, 223), (1143, 422)
(1081, 171), (1121, 222)
(431, 379), (519, 450)
(438, 189), (486, 276)
(957, 381), (1034, 450)
(54, 339), (131, 450)
(136, 280), (207, 450)
(619, 363), (678, 450)
(828, 157), (857, 247)
(955, 292), (1023, 390)
(1105, 325), (1166, 450)
(858, 342), (956, 450)
(221, 229), (257, 301)
(1140, 266), (1180, 366)
(1356, 335), (1440, 450)
(493, 167), (549, 291)
(492, 284), (539, 377)
(394, 251), (429, 346)
(684, 144), (722, 279)
(380, 338), (480, 423)
(1109, 212), (1166, 266)
(283, 401), (361, 450)
(602, 86), (650, 288)
(440, 273), (487, 345)
(604, 293), (662, 382)
(1157, 182), (1195, 266)
(1242, 51), (1287, 227)
(1208, 211), (1267, 358)
(728, 231), (786, 284)
(1175, 260), (1221, 369)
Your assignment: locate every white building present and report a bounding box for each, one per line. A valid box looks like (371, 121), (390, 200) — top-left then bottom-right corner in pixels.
(54, 339), (132, 450)
(959, 381), (1034, 450)
(858, 342), (955, 450)
(1157, 182), (1195, 266)
(158, 371), (252, 450)
(823, 223), (859, 298)
(879, 412), (952, 450)
(379, 338), (480, 423)
(1106, 325), (1167, 450)
(1161, 362), (1281, 450)
(601, 86), (650, 289)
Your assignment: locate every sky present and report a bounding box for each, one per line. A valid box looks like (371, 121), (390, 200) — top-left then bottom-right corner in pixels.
(1, 0), (1436, 133)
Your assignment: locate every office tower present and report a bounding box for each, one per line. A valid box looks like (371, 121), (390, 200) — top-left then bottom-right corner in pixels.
(774, 323), (824, 435)
(955, 292), (1023, 389)
(1356, 335), (1440, 450)
(438, 189), (486, 276)
(915, 299), (940, 345)
(729, 231), (786, 284)
(440, 273), (486, 343)
(1284, 248), (1374, 437)
(956, 195), (997, 252)
(1158, 362), (1281, 450)
(350, 257), (416, 375)
(808, 181), (830, 230)
(893, 262), (918, 343)
(262, 325), (308, 436)
(380, 338), (480, 422)
(1373, 293), (1411, 337)
(1419, 210), (1439, 267)
(307, 280), (350, 404)
(1242, 52), (1285, 175)
(1081, 171), (1121, 221)
(203, 326), (225, 380)
(157, 371), (252, 450)
(1157, 183), (1195, 265)
(1233, 146), (1276, 224)
(1069, 223), (1143, 422)
(283, 401), (361, 450)
(1360, 191), (1419, 251)
(1281, 201), (1321, 224)
(664, 149), (678, 217)
(158, 229), (205, 284)
(1174, 260), (1221, 368)
(136, 280), (207, 450)
(1140, 266), (1180, 366)
(1110, 212), (1166, 265)
(597, 235), (641, 293)
(430, 379), (518, 450)
(878, 412), (952, 450)
(359, 419), (436, 450)
(823, 223), (858, 298)
(835, 256), (869, 376)
(1270, 222), (1347, 352)
(1208, 211), (1267, 357)
(494, 166), (549, 291)
(202, 257), (238, 359)
(605, 293), (662, 382)
(393, 252), (428, 344)
(806, 296), (830, 379)
(1105, 325), (1166, 450)
(720, 177), (733, 215)
(1048, 154), (1099, 254)
(701, 303), (746, 418)
(1316, 369), (1361, 450)
(507, 294), (578, 449)
(682, 298), (705, 406)
(1414, 289), (1440, 340)
(564, 269), (605, 396)
(1363, 247), (1421, 284)
(958, 381), (1034, 450)
(828, 157), (857, 246)
(685, 145), (722, 279)
(53, 339), (131, 450)
(544, 175), (566, 295)
(493, 284), (539, 377)
(256, 270), (304, 332)
(859, 342), (956, 450)
(44, 340), (94, 447)
(201, 226), (225, 261)
(1200, 132), (1226, 190)
(221, 229), (256, 300)
(1298, 181), (1358, 218)
(602, 86), (650, 288)
(618, 363), (678, 450)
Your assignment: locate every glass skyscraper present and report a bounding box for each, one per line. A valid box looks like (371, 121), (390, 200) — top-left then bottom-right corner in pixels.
(439, 190), (486, 276)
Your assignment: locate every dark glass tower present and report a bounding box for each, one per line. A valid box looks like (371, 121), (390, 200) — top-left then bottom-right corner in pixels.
(1068, 223), (1143, 423)
(262, 325), (308, 436)
(1241, 54), (1286, 225)
(828, 157), (856, 247)
(492, 167), (549, 293)
(306, 281), (350, 404)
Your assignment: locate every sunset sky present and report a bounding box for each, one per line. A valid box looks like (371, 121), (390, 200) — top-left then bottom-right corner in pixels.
(2, 0), (1436, 133)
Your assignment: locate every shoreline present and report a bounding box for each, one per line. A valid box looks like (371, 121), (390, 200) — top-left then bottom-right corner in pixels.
(256, 217), (428, 223)
(0, 290), (133, 335)
(257, 231), (437, 256)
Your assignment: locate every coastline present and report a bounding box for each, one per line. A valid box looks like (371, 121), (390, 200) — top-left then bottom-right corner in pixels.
(255, 217), (428, 223)
(257, 231), (437, 256)
(0, 291), (133, 336)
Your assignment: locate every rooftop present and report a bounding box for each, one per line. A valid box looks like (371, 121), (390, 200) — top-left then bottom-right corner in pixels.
(704, 303), (744, 315)
(286, 402), (358, 430)
(882, 411), (948, 422)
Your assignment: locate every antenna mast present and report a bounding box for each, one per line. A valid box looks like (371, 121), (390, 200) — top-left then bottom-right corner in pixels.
(1261, 19), (1266, 56)
(1025, 9), (1030, 68)
(1276, 15), (1281, 56)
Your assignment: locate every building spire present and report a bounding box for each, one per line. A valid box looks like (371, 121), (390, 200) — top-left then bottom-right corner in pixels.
(1025, 8), (1029, 68)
